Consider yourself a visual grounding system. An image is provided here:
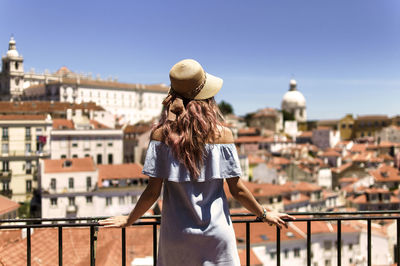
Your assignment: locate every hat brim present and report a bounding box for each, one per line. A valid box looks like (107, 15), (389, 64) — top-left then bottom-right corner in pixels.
(193, 73), (223, 100)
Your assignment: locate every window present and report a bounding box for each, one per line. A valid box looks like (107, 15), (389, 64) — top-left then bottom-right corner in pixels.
(270, 252), (276, 260)
(25, 161), (32, 174)
(294, 248), (300, 257)
(284, 249), (289, 258)
(2, 127), (8, 140)
(106, 197), (112, 206)
(72, 143), (78, 147)
(131, 195), (137, 204)
(26, 180), (32, 193)
(325, 259), (331, 266)
(25, 127), (31, 139)
(348, 243), (353, 250)
(86, 176), (92, 190)
(50, 178), (56, 190)
(50, 198), (57, 206)
(61, 154), (67, 159)
(2, 181), (10, 191)
(72, 154), (78, 158)
(96, 143), (102, 147)
(68, 197), (75, 206)
(119, 196), (125, 205)
(324, 241), (332, 251)
(86, 196), (93, 203)
(25, 143), (31, 154)
(341, 124), (346, 129)
(2, 143), (9, 154)
(68, 177), (74, 189)
(108, 154), (113, 164)
(108, 142), (113, 147)
(2, 161), (9, 171)
(97, 154), (102, 164)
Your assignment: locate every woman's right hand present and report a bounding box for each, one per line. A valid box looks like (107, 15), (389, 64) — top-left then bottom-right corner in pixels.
(98, 215), (129, 228)
(263, 211), (295, 229)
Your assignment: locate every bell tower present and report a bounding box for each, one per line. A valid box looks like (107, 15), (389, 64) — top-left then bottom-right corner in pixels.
(1, 36), (24, 100)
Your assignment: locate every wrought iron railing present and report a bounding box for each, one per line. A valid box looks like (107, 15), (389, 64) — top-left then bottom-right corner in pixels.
(0, 210), (399, 266)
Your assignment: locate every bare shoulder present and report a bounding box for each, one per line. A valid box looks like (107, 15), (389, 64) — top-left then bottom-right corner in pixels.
(214, 126), (234, 144)
(150, 128), (163, 141)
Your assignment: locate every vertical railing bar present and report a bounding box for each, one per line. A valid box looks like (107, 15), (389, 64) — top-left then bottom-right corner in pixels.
(153, 224), (157, 266)
(367, 219), (371, 266)
(337, 220), (341, 266)
(90, 225), (95, 266)
(27, 227), (31, 266)
(58, 226), (63, 266)
(397, 219), (400, 265)
(307, 221), (311, 266)
(122, 228), (126, 266)
(246, 222), (250, 266)
(276, 226), (281, 266)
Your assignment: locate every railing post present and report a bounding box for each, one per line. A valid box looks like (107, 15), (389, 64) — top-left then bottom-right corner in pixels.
(397, 218), (400, 265)
(367, 219), (371, 266)
(153, 224), (157, 266)
(90, 225), (97, 266)
(122, 228), (126, 266)
(27, 227), (31, 266)
(246, 222), (250, 266)
(337, 220), (341, 266)
(307, 221), (311, 266)
(276, 226), (280, 266)
(58, 226), (63, 266)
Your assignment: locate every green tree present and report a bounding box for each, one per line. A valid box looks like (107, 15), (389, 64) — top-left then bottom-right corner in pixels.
(218, 100), (234, 115)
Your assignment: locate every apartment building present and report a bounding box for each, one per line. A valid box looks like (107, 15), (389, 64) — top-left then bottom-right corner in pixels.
(0, 114), (52, 202)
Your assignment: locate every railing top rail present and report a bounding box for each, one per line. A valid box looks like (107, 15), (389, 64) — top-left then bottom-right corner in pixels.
(1, 210), (400, 223)
(1, 211), (400, 229)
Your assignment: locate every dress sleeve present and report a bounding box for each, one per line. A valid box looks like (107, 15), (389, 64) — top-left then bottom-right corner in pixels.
(142, 140), (242, 182)
(142, 140), (167, 178)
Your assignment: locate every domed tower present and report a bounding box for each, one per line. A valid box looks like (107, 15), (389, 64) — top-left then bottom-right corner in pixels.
(1, 36), (25, 100)
(281, 79), (307, 122)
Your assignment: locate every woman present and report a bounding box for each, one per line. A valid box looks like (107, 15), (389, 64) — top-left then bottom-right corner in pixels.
(99, 59), (295, 265)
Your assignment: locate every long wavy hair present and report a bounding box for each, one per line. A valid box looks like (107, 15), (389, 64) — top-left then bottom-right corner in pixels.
(153, 92), (224, 179)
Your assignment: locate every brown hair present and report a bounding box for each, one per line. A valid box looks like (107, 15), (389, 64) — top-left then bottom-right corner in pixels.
(153, 93), (224, 178)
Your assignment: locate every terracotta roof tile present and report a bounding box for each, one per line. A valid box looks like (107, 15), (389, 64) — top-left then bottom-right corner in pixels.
(98, 164), (147, 187)
(43, 158), (96, 173)
(53, 119), (74, 129)
(0, 114), (47, 121)
(46, 78), (169, 93)
(0, 101), (104, 113)
(0, 196), (20, 216)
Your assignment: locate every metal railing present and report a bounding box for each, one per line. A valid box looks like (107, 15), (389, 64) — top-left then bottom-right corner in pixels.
(0, 210), (399, 266)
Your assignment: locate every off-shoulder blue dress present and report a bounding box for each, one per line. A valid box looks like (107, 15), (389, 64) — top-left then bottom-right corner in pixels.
(142, 140), (242, 266)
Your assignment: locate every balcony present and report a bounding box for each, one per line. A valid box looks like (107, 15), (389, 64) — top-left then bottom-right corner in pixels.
(0, 189), (12, 198)
(0, 211), (399, 266)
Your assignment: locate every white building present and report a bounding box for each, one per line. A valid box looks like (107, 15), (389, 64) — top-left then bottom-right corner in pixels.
(40, 158), (147, 218)
(50, 114), (123, 164)
(23, 77), (169, 125)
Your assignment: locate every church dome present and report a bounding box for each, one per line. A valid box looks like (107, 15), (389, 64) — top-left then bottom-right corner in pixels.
(281, 79), (306, 109)
(6, 37), (19, 57)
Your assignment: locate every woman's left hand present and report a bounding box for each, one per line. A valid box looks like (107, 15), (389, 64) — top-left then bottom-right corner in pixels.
(264, 211), (296, 229)
(98, 215), (129, 228)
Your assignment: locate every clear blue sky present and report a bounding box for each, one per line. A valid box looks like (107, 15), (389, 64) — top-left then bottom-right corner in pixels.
(1, 0), (399, 120)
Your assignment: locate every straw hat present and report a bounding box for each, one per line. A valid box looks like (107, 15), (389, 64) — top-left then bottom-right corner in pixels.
(169, 59), (223, 100)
